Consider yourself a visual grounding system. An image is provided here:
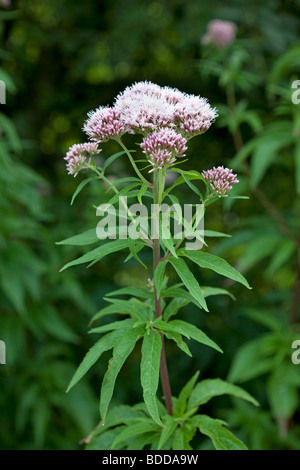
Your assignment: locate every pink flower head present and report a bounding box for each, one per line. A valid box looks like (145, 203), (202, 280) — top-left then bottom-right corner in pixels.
(201, 166), (239, 197)
(202, 19), (237, 48)
(174, 94), (218, 138)
(115, 83), (176, 134)
(141, 128), (187, 172)
(64, 142), (100, 176)
(0, 0), (11, 8)
(115, 81), (217, 137)
(83, 106), (126, 142)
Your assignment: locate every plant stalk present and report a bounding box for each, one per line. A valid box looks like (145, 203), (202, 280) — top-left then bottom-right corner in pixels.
(153, 169), (173, 415)
(117, 139), (152, 187)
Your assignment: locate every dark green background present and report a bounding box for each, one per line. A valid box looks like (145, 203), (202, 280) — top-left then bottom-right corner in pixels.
(0, 0), (300, 449)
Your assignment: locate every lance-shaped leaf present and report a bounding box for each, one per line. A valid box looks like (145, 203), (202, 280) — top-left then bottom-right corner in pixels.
(163, 297), (190, 321)
(60, 239), (130, 271)
(141, 329), (163, 425)
(56, 228), (99, 246)
(192, 415), (248, 450)
(70, 176), (97, 206)
(158, 415), (178, 450)
(100, 327), (144, 421)
(163, 330), (192, 357)
(154, 319), (222, 353)
(188, 378), (258, 411)
(172, 425), (195, 450)
(102, 150), (127, 173)
(111, 419), (159, 449)
(89, 318), (137, 334)
(154, 259), (168, 299)
(66, 329), (125, 392)
(179, 250), (251, 289)
(168, 257), (208, 311)
(106, 286), (152, 299)
(173, 371), (200, 417)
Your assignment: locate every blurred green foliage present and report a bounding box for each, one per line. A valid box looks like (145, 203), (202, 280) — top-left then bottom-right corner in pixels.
(1, 0), (300, 449)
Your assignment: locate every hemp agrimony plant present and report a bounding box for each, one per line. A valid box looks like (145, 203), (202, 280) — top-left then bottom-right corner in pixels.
(58, 81), (258, 450)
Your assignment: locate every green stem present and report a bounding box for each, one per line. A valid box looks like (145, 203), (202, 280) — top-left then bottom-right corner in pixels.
(153, 169), (173, 415)
(89, 164), (153, 247)
(117, 139), (152, 187)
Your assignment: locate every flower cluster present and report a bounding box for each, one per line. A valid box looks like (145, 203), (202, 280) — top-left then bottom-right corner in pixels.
(64, 143), (100, 176)
(201, 166), (239, 197)
(83, 106), (126, 143)
(141, 129), (187, 172)
(202, 19), (237, 48)
(114, 81), (218, 138)
(65, 81), (218, 175)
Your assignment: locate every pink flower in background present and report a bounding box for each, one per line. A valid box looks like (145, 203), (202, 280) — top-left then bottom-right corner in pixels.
(0, 0), (11, 8)
(64, 142), (100, 176)
(83, 106), (126, 142)
(202, 19), (237, 48)
(141, 128), (187, 172)
(201, 166), (239, 197)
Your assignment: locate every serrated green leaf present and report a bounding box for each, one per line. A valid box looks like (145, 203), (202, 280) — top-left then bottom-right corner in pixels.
(163, 330), (192, 357)
(111, 420), (159, 449)
(162, 285), (198, 306)
(204, 230), (231, 238)
(104, 297), (153, 321)
(179, 250), (251, 289)
(163, 297), (189, 321)
(194, 415), (248, 450)
(158, 416), (178, 450)
(89, 318), (137, 334)
(267, 365), (300, 419)
(173, 371), (200, 417)
(168, 257), (208, 311)
(66, 330), (124, 392)
(107, 183), (142, 205)
(161, 234), (178, 259)
(100, 328), (143, 421)
(154, 260), (168, 299)
(141, 329), (163, 425)
(106, 286), (152, 299)
(155, 319), (222, 353)
(127, 237), (147, 268)
(70, 176), (96, 206)
(227, 335), (276, 383)
(188, 378), (258, 411)
(87, 427), (124, 450)
(56, 228), (99, 246)
(90, 302), (134, 324)
(60, 239), (129, 271)
(172, 425), (194, 450)
(200, 286), (235, 300)
(137, 182), (149, 205)
(250, 139), (288, 188)
(126, 432), (158, 450)
(182, 174), (203, 199)
(102, 150), (127, 173)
